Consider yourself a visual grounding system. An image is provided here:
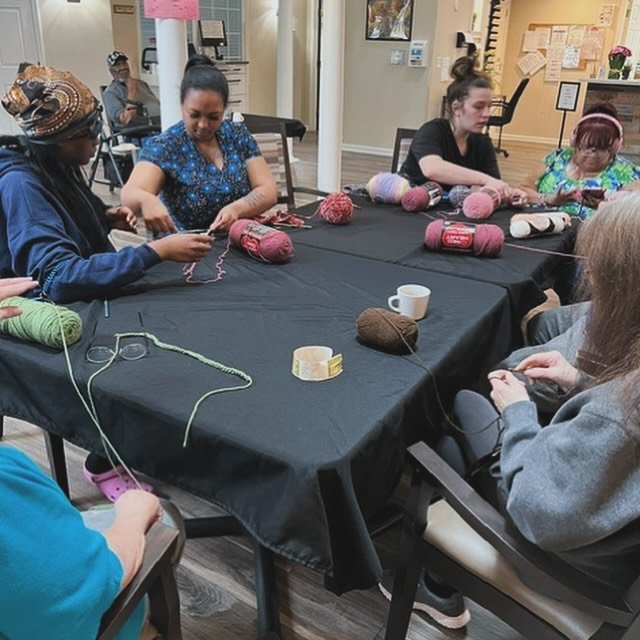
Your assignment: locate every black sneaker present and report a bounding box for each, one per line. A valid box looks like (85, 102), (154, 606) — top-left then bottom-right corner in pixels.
(378, 569), (471, 629)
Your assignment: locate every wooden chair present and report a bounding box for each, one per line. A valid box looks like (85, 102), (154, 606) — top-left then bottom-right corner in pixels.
(390, 128), (418, 173)
(98, 521), (182, 640)
(247, 122), (327, 208)
(384, 441), (640, 640)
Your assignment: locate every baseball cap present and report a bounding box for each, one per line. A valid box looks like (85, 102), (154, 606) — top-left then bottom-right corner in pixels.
(107, 51), (129, 67)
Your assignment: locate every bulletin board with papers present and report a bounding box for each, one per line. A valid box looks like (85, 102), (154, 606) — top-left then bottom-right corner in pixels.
(521, 23), (607, 82)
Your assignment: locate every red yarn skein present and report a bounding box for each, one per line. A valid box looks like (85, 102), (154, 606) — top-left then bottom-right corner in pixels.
(424, 220), (504, 257)
(316, 192), (356, 224)
(229, 219), (294, 263)
(462, 187), (502, 220)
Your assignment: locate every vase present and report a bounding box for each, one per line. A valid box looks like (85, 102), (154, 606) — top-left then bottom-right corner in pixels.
(609, 69), (622, 79)
(622, 67), (631, 79)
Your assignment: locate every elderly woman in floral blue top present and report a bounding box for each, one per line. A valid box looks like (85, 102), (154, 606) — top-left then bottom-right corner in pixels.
(122, 55), (277, 233)
(519, 102), (640, 219)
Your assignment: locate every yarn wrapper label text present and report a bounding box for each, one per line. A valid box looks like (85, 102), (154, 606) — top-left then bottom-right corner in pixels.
(441, 221), (476, 252)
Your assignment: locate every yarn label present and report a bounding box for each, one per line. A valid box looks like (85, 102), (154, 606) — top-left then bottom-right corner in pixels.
(239, 222), (271, 258)
(441, 222), (475, 252)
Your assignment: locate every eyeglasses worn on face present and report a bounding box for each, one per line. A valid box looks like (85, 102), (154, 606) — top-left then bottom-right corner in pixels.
(577, 145), (611, 155)
(85, 312), (149, 364)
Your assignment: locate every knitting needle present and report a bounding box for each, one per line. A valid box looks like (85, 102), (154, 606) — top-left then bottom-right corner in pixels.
(103, 299), (110, 318)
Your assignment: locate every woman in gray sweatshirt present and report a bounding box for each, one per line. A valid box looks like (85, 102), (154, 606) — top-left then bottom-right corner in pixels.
(450, 192), (640, 592)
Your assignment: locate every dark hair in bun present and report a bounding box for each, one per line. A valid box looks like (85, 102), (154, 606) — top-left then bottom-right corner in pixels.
(584, 101), (620, 120)
(445, 56), (492, 115)
(180, 54), (229, 106)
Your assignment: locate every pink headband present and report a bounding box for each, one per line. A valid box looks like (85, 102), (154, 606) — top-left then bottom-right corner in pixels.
(575, 113), (624, 139)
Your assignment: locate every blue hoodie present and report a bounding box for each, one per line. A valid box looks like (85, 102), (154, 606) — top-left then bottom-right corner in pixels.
(0, 148), (161, 303)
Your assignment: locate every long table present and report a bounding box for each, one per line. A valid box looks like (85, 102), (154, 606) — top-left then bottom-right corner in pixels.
(0, 244), (513, 595)
(293, 197), (579, 332)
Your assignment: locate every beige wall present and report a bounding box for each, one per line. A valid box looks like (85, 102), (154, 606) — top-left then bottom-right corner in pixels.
(245, 0), (311, 121)
(502, 0), (625, 143)
(110, 2), (140, 76)
(37, 0), (114, 97)
(343, 0), (476, 151)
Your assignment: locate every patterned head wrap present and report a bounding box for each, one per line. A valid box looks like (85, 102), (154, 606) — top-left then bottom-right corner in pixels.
(1, 64), (99, 143)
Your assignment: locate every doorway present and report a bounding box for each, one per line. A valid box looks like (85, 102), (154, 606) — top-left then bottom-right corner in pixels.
(0, 0), (44, 135)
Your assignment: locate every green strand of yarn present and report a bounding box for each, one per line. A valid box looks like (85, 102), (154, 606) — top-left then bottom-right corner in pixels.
(0, 296), (82, 349)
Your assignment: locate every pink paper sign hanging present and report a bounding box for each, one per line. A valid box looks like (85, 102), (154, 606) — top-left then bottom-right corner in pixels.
(144, 0), (199, 20)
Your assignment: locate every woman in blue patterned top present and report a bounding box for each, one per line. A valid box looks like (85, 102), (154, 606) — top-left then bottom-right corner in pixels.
(122, 55), (277, 233)
(519, 103), (640, 218)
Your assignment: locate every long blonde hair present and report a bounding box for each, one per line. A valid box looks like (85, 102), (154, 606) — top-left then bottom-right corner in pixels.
(576, 192), (640, 413)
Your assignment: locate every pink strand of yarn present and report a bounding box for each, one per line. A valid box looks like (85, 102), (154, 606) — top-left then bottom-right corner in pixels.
(314, 192), (357, 224)
(183, 233), (231, 284)
(229, 219), (294, 263)
(424, 219), (504, 257)
(462, 187), (502, 220)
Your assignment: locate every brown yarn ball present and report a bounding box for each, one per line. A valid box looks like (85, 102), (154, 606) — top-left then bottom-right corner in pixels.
(356, 308), (419, 354)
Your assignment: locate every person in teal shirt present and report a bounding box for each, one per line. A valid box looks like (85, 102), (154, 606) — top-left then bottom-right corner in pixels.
(520, 102), (640, 218)
(0, 277), (163, 639)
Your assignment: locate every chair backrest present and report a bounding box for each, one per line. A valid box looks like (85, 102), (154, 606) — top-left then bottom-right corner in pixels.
(247, 122), (294, 208)
(99, 85), (116, 137)
(391, 127), (418, 173)
(507, 78), (530, 111)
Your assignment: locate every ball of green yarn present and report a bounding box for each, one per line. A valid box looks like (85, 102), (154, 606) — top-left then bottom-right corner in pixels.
(0, 297), (83, 349)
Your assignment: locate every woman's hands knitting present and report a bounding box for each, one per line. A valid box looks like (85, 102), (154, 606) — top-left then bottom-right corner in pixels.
(104, 205), (138, 232)
(140, 195), (177, 234)
(514, 350), (580, 393)
(149, 233), (212, 262)
(488, 370), (530, 412)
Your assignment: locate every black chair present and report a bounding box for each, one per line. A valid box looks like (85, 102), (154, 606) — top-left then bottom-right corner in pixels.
(89, 85), (160, 190)
(384, 441), (640, 640)
(98, 520), (182, 640)
(246, 121), (327, 208)
(391, 128), (418, 173)
(486, 78), (529, 158)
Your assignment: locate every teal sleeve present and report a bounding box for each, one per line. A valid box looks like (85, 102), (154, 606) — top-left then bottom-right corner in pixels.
(0, 447), (127, 640)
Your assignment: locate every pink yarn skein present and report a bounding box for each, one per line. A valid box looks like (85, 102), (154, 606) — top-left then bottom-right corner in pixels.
(424, 220), (504, 257)
(229, 219), (294, 263)
(401, 186), (431, 212)
(462, 187), (502, 220)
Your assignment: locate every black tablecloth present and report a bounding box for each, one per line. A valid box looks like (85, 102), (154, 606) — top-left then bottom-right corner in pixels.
(293, 198), (579, 331)
(0, 244), (512, 593)
(242, 113), (307, 140)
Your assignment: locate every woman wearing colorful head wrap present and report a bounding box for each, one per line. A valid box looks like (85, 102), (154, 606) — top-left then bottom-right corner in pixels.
(0, 64), (212, 304)
(519, 103), (640, 218)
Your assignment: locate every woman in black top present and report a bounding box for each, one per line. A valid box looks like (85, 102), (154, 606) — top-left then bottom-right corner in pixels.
(400, 57), (514, 198)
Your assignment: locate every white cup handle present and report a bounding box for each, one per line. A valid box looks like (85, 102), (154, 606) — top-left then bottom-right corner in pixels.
(388, 295), (400, 313)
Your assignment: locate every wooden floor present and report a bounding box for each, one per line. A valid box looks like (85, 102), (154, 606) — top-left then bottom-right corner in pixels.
(4, 136), (552, 640)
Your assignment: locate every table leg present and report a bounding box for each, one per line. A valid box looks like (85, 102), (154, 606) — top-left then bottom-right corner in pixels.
(184, 516), (283, 639)
(0, 415), (4, 439)
(254, 544), (282, 640)
(44, 431), (69, 498)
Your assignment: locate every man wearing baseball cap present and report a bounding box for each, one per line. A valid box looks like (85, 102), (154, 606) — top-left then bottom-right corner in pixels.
(102, 50), (160, 131)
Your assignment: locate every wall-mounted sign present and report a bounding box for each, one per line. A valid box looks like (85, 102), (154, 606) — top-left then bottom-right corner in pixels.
(144, 0), (199, 20)
(113, 4), (135, 14)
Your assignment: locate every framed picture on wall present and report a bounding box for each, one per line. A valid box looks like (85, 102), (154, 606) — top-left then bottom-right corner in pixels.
(366, 0), (414, 41)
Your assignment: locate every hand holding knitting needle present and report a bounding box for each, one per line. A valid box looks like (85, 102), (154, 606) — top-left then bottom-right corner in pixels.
(488, 369), (530, 412)
(0, 278), (38, 319)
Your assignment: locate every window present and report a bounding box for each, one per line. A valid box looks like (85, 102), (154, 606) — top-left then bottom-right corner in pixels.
(138, 0), (243, 60)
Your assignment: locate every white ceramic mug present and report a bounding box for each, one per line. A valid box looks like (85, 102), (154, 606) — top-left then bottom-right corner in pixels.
(388, 284), (431, 320)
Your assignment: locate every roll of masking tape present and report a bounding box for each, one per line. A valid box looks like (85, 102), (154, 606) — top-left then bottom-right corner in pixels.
(292, 346), (343, 382)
